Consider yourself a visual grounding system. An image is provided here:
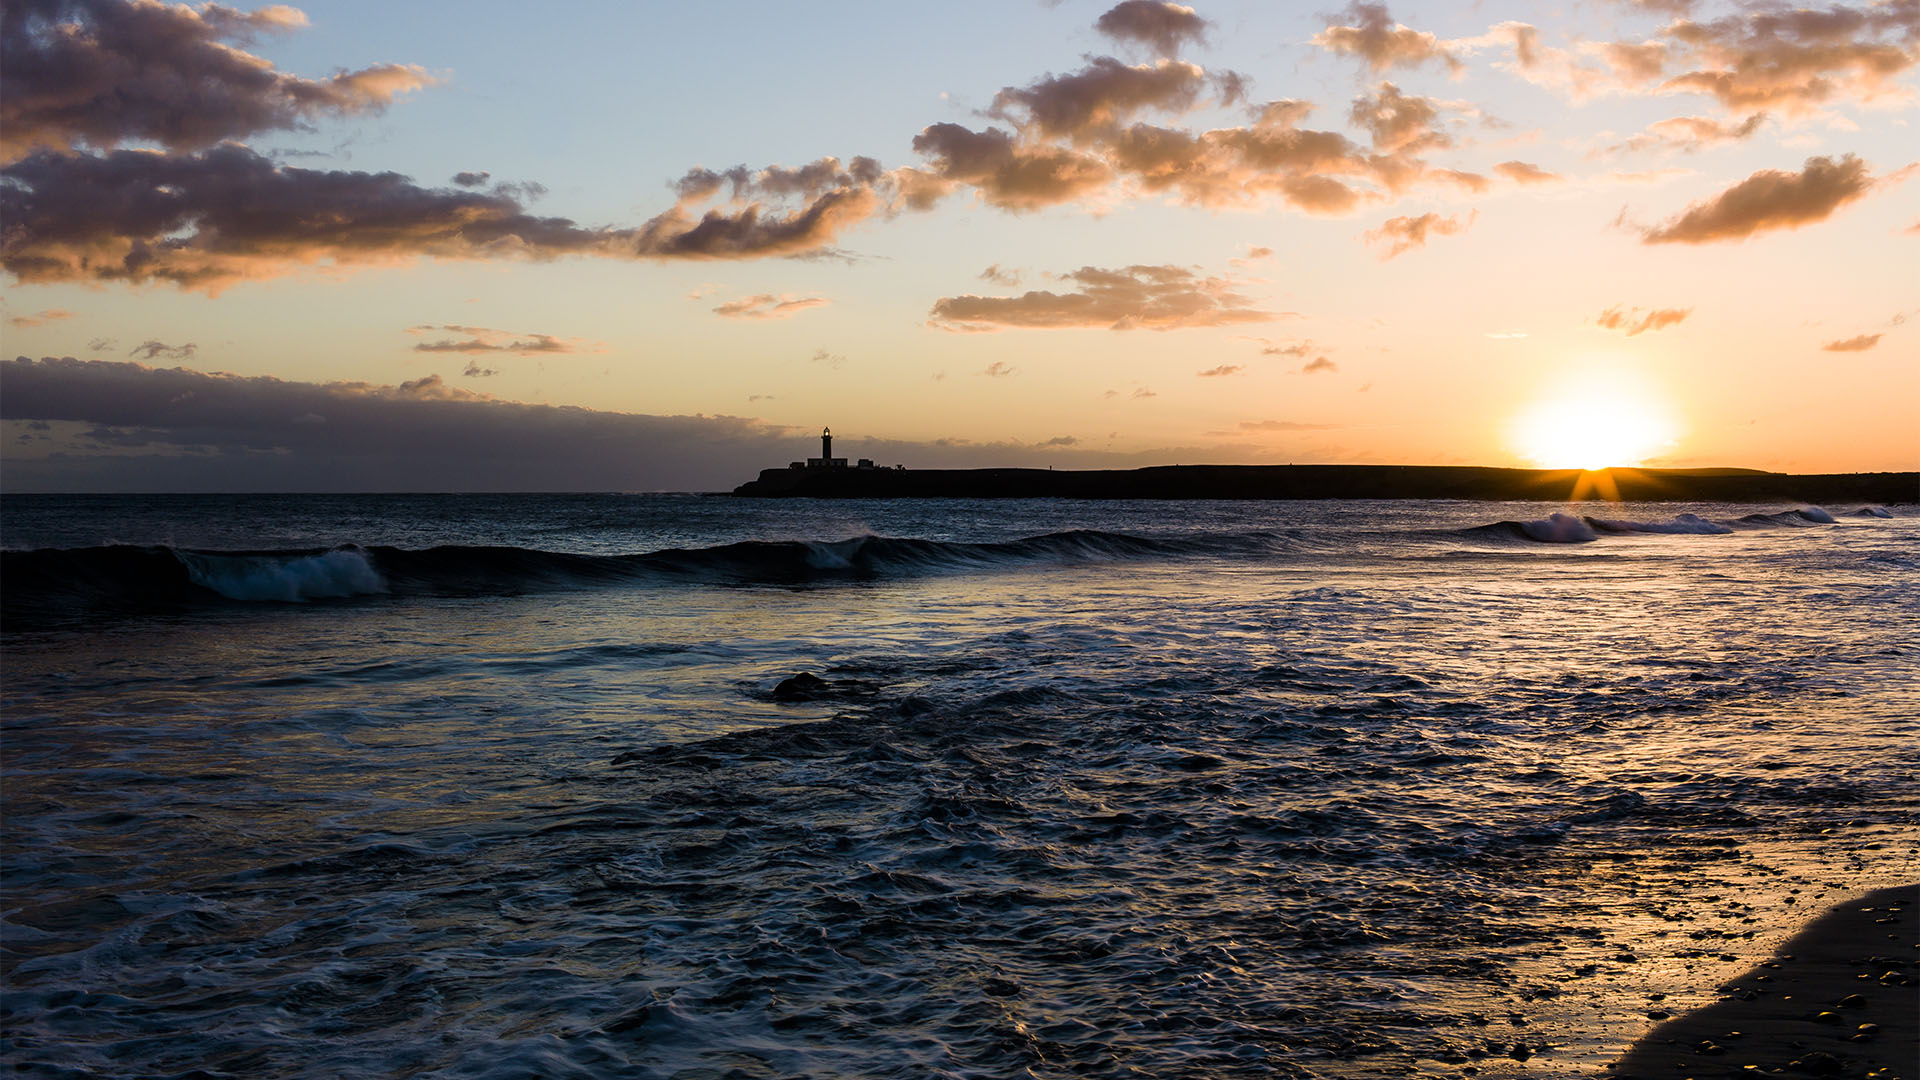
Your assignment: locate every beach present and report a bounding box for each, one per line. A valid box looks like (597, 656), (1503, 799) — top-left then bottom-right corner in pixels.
(1610, 885), (1917, 1079)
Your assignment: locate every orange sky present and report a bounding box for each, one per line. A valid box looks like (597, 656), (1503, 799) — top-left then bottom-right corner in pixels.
(2, 0), (1916, 490)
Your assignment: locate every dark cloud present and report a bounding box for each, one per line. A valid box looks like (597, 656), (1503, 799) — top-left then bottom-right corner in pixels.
(990, 56), (1217, 142)
(128, 339), (194, 361)
(462, 361), (499, 378)
(406, 325), (600, 355)
(1094, 1), (1210, 56)
(1822, 333), (1881, 351)
(1641, 154), (1876, 244)
(1364, 211), (1473, 258)
(0, 0), (433, 163)
(1493, 160), (1563, 184)
(1197, 364), (1244, 376)
(1040, 434), (1078, 446)
(452, 171), (491, 187)
(910, 123), (1110, 211)
(710, 294), (830, 319)
(7, 307), (75, 328)
(0, 355), (802, 491)
(86, 336), (114, 351)
(1594, 305), (1691, 334)
(0, 145), (890, 290)
(1313, 3), (1463, 76)
(928, 264), (1276, 332)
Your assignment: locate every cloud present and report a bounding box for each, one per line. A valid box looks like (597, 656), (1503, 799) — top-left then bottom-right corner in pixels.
(1363, 211), (1473, 259)
(1493, 160), (1563, 184)
(128, 339), (194, 361)
(1594, 305), (1692, 334)
(1231, 245), (1274, 265)
(982, 361), (1016, 377)
(1301, 356), (1339, 374)
(808, 348), (847, 368)
(1094, 1), (1210, 56)
(909, 123), (1111, 210)
(1040, 434), (1078, 446)
(452, 171), (491, 187)
(7, 308), (75, 329)
(1604, 113), (1765, 155)
(1260, 340), (1317, 357)
(0, 0), (434, 163)
(0, 145), (893, 291)
(990, 56), (1221, 143)
(928, 263), (1277, 332)
(1822, 333), (1881, 351)
(1197, 364), (1244, 376)
(1239, 419), (1338, 431)
(406, 324), (602, 355)
(710, 294), (830, 320)
(1313, 3), (1463, 76)
(1132, 387), (1157, 398)
(462, 361), (499, 378)
(979, 263), (1023, 286)
(1657, 5), (1920, 112)
(1349, 83), (1452, 155)
(1640, 154), (1876, 244)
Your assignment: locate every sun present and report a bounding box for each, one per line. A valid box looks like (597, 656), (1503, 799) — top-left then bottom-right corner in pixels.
(1510, 373), (1679, 471)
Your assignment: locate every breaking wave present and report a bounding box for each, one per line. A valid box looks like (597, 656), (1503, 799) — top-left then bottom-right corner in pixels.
(0, 506), (1873, 621)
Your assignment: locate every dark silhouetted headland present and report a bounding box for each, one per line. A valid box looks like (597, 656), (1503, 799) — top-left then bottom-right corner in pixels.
(733, 464), (1918, 503)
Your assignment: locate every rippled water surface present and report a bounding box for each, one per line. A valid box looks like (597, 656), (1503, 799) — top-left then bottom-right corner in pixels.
(3, 494), (1916, 1078)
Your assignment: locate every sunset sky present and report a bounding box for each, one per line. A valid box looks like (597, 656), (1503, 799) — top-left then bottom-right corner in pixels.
(2, 0), (1915, 491)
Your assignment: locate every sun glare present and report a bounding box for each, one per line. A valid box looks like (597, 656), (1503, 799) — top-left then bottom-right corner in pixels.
(1511, 375), (1678, 471)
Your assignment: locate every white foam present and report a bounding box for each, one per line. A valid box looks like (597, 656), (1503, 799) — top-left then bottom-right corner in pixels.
(176, 548), (388, 602)
(1519, 512), (1598, 543)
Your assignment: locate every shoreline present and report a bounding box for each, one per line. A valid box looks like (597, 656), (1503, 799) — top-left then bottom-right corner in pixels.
(1607, 884), (1917, 1078)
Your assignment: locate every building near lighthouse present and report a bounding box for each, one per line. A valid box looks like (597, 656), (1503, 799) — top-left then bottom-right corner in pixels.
(789, 427), (894, 471)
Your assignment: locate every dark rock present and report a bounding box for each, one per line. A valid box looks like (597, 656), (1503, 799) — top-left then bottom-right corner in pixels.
(1787, 1051), (1844, 1075)
(1836, 993), (1868, 1008)
(772, 672), (832, 701)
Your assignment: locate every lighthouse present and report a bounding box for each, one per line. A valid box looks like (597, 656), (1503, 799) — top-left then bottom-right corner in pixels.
(821, 426), (832, 462)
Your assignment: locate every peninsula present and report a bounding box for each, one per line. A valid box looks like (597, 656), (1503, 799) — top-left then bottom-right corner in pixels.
(733, 462), (1918, 503)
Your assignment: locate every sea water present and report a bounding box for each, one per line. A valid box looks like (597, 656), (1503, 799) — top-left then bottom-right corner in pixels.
(2, 494), (1915, 1078)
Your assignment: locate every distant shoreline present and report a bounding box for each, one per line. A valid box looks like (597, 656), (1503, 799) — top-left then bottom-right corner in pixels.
(733, 464), (1919, 503)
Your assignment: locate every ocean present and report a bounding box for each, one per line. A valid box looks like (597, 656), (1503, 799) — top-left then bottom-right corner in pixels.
(2, 493), (1915, 1079)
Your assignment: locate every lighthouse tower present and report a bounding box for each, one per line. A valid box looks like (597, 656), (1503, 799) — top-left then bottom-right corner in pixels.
(821, 426), (832, 462)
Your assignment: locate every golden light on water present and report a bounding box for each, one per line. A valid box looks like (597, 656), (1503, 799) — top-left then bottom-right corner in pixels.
(1510, 373), (1679, 471)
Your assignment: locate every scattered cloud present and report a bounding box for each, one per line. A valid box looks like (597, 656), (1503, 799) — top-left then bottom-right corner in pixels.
(1260, 340), (1317, 357)
(0, 146), (895, 291)
(1132, 387), (1157, 398)
(1822, 333), (1881, 351)
(1230, 245), (1274, 266)
(980, 263), (1023, 286)
(929, 263), (1276, 332)
(989, 56), (1220, 143)
(808, 348), (846, 368)
(1302, 356), (1339, 374)
(0, 0), (434, 163)
(1197, 364), (1244, 376)
(711, 294), (831, 319)
(1313, 3), (1463, 76)
(128, 340), (195, 361)
(86, 337), (115, 352)
(462, 361), (499, 377)
(451, 171), (491, 187)
(1640, 154), (1876, 244)
(1364, 211), (1474, 259)
(1039, 434), (1078, 446)
(406, 324), (602, 355)
(1594, 305), (1692, 335)
(1493, 160), (1563, 184)
(1604, 113), (1765, 155)
(1656, 5), (1920, 113)
(8, 308), (75, 329)
(1239, 419), (1339, 431)
(1094, 1), (1210, 56)
(982, 361), (1016, 377)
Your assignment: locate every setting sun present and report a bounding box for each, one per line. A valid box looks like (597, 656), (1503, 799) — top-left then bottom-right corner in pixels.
(1511, 377), (1679, 470)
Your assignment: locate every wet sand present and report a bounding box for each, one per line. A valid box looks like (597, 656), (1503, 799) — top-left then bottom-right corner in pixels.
(1608, 885), (1917, 1079)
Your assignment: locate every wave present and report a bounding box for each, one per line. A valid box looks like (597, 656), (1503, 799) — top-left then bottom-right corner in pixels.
(1464, 506), (1848, 544)
(0, 530), (1291, 621)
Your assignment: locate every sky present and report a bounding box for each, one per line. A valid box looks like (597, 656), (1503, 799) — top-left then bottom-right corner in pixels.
(1, 0), (1916, 492)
